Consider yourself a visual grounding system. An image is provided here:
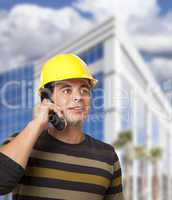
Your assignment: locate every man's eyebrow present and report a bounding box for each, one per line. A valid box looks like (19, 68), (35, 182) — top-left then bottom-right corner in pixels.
(57, 84), (72, 89)
(59, 84), (90, 89)
(80, 84), (91, 89)
(55, 81), (91, 89)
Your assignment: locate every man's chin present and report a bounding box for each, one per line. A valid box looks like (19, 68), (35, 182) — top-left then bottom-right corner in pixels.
(66, 112), (87, 121)
(65, 115), (86, 126)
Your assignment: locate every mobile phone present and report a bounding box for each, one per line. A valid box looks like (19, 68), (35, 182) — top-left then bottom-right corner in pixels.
(40, 89), (66, 131)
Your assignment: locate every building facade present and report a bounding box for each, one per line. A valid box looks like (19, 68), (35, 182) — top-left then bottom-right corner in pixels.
(0, 17), (172, 200)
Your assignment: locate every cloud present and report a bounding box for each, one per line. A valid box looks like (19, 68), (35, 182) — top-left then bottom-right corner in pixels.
(149, 58), (172, 82)
(133, 35), (172, 55)
(129, 12), (172, 54)
(75, 0), (159, 22)
(75, 0), (172, 83)
(0, 0), (171, 84)
(126, 8), (172, 83)
(0, 4), (94, 72)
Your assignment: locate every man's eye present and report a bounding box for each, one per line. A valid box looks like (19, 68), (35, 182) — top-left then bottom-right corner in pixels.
(63, 88), (71, 94)
(81, 88), (90, 95)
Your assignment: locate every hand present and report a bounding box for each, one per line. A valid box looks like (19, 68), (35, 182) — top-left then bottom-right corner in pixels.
(33, 99), (64, 130)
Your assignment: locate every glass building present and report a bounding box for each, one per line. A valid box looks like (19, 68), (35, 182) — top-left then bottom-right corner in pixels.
(79, 44), (104, 140)
(0, 17), (172, 200)
(0, 65), (34, 200)
(0, 66), (34, 143)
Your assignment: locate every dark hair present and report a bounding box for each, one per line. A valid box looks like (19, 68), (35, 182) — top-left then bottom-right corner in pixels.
(40, 82), (55, 102)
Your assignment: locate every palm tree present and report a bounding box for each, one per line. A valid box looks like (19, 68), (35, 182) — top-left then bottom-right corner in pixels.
(113, 130), (133, 200)
(149, 147), (162, 200)
(113, 131), (163, 200)
(114, 131), (162, 200)
(134, 146), (149, 200)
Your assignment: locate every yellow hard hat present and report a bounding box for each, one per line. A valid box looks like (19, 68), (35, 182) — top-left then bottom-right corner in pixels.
(39, 53), (97, 91)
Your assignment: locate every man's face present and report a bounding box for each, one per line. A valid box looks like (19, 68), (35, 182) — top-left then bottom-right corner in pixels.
(51, 79), (91, 126)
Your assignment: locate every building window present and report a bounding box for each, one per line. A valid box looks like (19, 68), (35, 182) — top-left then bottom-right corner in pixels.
(0, 66), (34, 143)
(120, 77), (133, 131)
(79, 43), (104, 140)
(79, 43), (103, 65)
(83, 72), (104, 141)
(151, 114), (160, 146)
(136, 101), (147, 146)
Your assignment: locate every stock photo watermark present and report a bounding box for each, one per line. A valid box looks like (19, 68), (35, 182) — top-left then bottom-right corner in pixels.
(0, 80), (34, 109)
(1, 79), (171, 123)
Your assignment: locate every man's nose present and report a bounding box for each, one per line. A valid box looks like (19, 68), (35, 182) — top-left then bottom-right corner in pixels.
(72, 90), (82, 102)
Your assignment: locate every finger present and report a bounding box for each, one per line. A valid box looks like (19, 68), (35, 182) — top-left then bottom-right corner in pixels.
(42, 103), (63, 117)
(51, 106), (64, 118)
(42, 102), (61, 111)
(42, 98), (49, 104)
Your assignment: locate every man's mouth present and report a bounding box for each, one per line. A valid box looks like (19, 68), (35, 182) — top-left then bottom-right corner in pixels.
(68, 106), (84, 111)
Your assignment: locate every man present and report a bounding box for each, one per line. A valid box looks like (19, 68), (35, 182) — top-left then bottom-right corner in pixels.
(0, 54), (124, 199)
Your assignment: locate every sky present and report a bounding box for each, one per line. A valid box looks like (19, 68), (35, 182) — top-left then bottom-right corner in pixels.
(0, 0), (172, 86)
